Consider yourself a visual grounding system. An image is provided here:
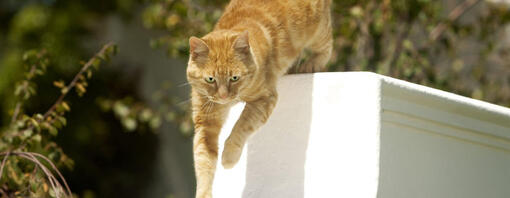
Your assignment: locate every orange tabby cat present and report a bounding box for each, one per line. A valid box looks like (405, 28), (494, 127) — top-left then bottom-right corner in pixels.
(187, 0), (332, 197)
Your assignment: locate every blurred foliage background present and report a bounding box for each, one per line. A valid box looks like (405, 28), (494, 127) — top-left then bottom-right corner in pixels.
(0, 0), (509, 197)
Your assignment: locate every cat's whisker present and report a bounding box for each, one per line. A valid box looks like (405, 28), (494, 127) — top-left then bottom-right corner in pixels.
(202, 101), (211, 109)
(204, 101), (215, 119)
(177, 95), (209, 106)
(209, 103), (215, 117)
(177, 82), (191, 87)
(177, 98), (192, 106)
(199, 101), (211, 112)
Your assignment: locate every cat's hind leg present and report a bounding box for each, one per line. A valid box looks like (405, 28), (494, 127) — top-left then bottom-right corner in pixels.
(299, 22), (333, 73)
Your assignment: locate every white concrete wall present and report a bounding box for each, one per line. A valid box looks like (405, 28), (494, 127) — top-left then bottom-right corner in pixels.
(212, 72), (510, 198)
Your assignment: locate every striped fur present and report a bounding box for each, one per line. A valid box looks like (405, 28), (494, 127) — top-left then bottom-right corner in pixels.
(187, 0), (332, 197)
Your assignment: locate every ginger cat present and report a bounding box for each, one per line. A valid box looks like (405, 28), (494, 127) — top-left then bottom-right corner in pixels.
(187, 0), (332, 197)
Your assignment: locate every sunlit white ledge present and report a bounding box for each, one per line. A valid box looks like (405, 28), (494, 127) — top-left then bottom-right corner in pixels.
(213, 72), (510, 198)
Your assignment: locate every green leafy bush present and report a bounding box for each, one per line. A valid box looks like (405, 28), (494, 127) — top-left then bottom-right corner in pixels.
(0, 43), (117, 197)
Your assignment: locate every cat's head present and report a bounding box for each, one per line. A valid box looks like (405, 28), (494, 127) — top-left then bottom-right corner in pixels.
(186, 31), (255, 104)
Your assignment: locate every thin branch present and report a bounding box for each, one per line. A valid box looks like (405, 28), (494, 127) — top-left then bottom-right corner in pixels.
(2, 43), (114, 197)
(18, 152), (60, 198)
(43, 42), (115, 119)
(429, 0), (481, 41)
(0, 151), (10, 180)
(388, 23), (412, 70)
(29, 152), (72, 197)
(383, 13), (413, 73)
(11, 51), (45, 124)
(16, 43), (113, 136)
(0, 187), (9, 198)
(10, 103), (22, 124)
(0, 151), (71, 198)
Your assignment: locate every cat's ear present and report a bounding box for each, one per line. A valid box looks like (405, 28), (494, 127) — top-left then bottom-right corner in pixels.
(233, 31), (251, 58)
(189, 36), (209, 62)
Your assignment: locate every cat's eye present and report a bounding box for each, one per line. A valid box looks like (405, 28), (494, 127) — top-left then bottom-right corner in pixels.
(205, 77), (215, 83)
(230, 76), (240, 82)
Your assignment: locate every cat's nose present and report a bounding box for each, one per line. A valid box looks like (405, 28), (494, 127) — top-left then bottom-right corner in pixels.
(219, 92), (229, 99)
(218, 86), (229, 99)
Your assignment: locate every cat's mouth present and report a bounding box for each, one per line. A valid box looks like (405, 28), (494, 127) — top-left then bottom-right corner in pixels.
(209, 96), (238, 104)
(211, 98), (232, 104)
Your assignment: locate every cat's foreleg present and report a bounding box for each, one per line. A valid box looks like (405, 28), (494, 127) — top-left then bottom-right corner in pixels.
(193, 100), (230, 198)
(221, 91), (278, 169)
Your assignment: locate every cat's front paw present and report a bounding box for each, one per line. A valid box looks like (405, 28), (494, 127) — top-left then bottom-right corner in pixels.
(221, 141), (243, 169)
(195, 187), (212, 198)
(195, 192), (212, 198)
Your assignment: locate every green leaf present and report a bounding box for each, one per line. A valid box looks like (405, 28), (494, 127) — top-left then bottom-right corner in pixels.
(86, 69), (93, 79)
(81, 80), (88, 87)
(48, 125), (58, 136)
(106, 44), (118, 56)
(139, 109), (153, 122)
(27, 84), (36, 95)
(113, 102), (130, 117)
(49, 188), (56, 198)
(350, 6), (363, 18)
(35, 114), (44, 120)
(91, 58), (101, 69)
(34, 69), (44, 75)
(149, 116), (162, 129)
(56, 102), (71, 113)
(8, 163), (24, 185)
(31, 181), (38, 192)
(22, 129), (33, 139)
(76, 83), (86, 96)
(53, 80), (65, 88)
(122, 118), (137, 132)
(16, 120), (26, 128)
(29, 118), (39, 128)
(61, 101), (71, 112)
(25, 85), (36, 100)
(49, 152), (59, 161)
(4, 134), (13, 143)
(32, 134), (42, 142)
(14, 84), (24, 96)
(53, 116), (67, 129)
(58, 117), (67, 126)
(22, 50), (38, 62)
(403, 39), (413, 50)
(180, 121), (192, 134)
(53, 120), (63, 129)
